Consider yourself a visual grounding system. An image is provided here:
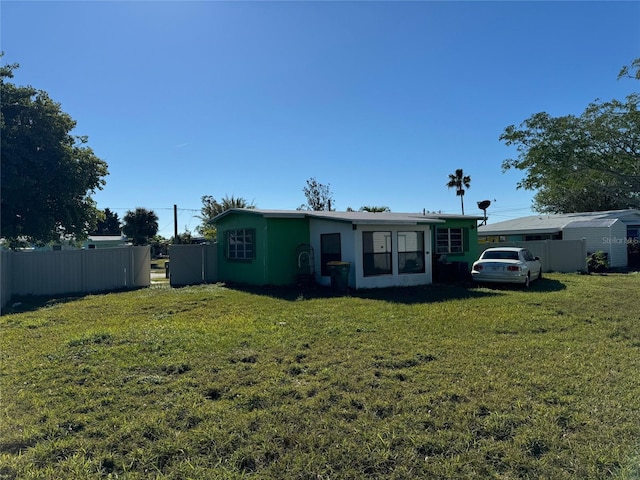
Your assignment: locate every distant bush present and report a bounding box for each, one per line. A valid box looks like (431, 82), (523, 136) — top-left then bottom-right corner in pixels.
(587, 250), (609, 273)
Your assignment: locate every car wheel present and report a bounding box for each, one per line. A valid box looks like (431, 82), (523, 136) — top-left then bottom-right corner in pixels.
(524, 274), (531, 288)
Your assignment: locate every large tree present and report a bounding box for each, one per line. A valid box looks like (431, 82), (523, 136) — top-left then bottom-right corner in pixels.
(446, 169), (471, 215)
(122, 208), (158, 246)
(92, 208), (121, 236)
(196, 195), (255, 239)
(500, 60), (640, 213)
(298, 177), (334, 211)
(1, 57), (108, 247)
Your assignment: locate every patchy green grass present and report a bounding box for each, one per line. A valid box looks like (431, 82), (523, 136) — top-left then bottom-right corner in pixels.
(150, 259), (170, 285)
(1, 273), (639, 479)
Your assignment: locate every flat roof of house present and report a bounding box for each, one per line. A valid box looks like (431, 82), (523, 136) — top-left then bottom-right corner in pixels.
(478, 209), (640, 236)
(306, 211), (446, 225)
(213, 208), (483, 225)
(87, 235), (127, 242)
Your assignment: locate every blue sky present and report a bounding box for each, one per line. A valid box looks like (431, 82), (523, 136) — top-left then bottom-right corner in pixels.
(2, 1), (638, 238)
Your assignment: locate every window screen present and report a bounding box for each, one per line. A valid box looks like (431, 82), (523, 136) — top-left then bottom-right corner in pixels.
(363, 231), (392, 276)
(436, 228), (463, 254)
(398, 231), (425, 274)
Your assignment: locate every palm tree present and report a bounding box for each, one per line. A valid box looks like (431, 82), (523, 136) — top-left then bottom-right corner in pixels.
(122, 208), (159, 245)
(446, 169), (471, 215)
(197, 195), (255, 239)
(199, 195), (255, 219)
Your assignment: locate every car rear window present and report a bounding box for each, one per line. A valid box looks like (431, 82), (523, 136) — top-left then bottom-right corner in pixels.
(482, 250), (519, 260)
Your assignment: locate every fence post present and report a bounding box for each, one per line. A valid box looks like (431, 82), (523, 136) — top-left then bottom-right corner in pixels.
(544, 239), (550, 272)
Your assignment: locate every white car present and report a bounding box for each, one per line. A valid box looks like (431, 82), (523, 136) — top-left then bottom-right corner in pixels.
(471, 247), (542, 287)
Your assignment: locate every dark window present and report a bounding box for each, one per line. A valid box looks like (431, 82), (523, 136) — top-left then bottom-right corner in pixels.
(436, 228), (463, 254)
(524, 233), (562, 241)
(321, 233), (341, 276)
(398, 231), (425, 274)
(482, 250), (519, 260)
(363, 231), (392, 276)
(226, 228), (255, 260)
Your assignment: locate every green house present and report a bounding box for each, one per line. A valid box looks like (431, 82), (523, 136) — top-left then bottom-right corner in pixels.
(214, 209), (480, 289)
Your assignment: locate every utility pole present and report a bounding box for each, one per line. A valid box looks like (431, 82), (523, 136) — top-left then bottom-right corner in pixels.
(174, 204), (179, 243)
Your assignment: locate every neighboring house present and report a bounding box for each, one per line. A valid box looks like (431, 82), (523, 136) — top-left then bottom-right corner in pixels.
(213, 209), (481, 289)
(478, 209), (640, 268)
(1, 235), (129, 251)
(81, 235), (129, 249)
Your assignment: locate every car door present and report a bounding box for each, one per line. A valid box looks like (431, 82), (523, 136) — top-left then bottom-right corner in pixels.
(522, 249), (540, 278)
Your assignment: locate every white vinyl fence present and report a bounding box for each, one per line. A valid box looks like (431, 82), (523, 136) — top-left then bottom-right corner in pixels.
(478, 239), (587, 273)
(168, 244), (218, 287)
(1, 247), (150, 313)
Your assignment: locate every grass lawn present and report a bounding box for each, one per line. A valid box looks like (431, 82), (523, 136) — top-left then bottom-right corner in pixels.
(1, 273), (639, 479)
(150, 259), (170, 286)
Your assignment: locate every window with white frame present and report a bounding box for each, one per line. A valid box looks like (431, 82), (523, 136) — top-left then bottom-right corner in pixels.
(398, 231), (425, 274)
(436, 228), (463, 254)
(226, 228), (255, 260)
(363, 231), (392, 276)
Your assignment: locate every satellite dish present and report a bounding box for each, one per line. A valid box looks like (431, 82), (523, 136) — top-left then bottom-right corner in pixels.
(477, 200), (491, 226)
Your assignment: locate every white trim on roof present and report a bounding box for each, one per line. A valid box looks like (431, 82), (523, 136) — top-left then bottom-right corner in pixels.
(213, 208), (482, 225)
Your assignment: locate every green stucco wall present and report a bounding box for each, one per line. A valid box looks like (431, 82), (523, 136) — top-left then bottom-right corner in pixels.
(216, 212), (309, 286)
(433, 219), (480, 268)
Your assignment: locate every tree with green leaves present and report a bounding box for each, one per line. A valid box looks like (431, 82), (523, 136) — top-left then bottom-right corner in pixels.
(446, 169), (471, 215)
(618, 58), (640, 81)
(196, 195), (255, 240)
(298, 177), (334, 211)
(175, 228), (193, 245)
(149, 235), (169, 258)
(359, 206), (390, 212)
(122, 208), (158, 246)
(1, 55), (108, 248)
(92, 208), (121, 236)
(500, 59), (640, 213)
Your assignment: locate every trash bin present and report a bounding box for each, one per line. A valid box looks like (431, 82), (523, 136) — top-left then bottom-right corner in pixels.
(327, 261), (351, 292)
(452, 261), (470, 281)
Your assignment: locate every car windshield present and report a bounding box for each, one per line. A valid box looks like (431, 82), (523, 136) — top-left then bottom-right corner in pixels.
(482, 250), (519, 260)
